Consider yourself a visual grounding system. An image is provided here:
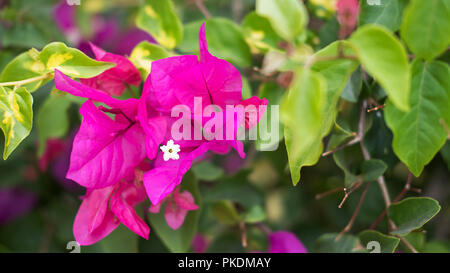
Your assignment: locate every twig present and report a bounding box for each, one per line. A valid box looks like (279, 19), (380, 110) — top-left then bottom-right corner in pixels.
(367, 104), (385, 112)
(397, 236), (419, 253)
(338, 181), (362, 208)
(194, 0), (211, 19)
(312, 55), (358, 63)
(315, 187), (345, 200)
(0, 73), (51, 87)
(359, 100), (397, 233)
(322, 133), (360, 156)
(336, 183), (370, 241)
(239, 221), (247, 248)
(369, 172), (418, 229)
(255, 222), (271, 236)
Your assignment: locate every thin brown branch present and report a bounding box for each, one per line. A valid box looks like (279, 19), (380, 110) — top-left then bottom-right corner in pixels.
(0, 73), (51, 87)
(194, 0), (211, 19)
(336, 183), (370, 241)
(239, 221), (247, 248)
(369, 172), (418, 229)
(255, 222), (271, 236)
(359, 100), (396, 232)
(367, 104), (385, 112)
(315, 187), (345, 200)
(397, 236), (419, 253)
(338, 181), (362, 208)
(312, 55), (358, 63)
(322, 133), (360, 156)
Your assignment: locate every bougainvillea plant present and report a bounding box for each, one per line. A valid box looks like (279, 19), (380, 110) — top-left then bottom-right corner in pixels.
(0, 0), (448, 253)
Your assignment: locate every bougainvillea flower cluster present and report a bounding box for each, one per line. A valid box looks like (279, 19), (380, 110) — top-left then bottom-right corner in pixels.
(53, 24), (268, 245)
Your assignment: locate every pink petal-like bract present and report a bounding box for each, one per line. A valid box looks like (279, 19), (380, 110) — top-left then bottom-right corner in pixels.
(110, 182), (149, 239)
(174, 188), (198, 211)
(164, 198), (188, 230)
(80, 43), (141, 97)
(65, 100), (146, 189)
(54, 70), (149, 189)
(268, 231), (308, 253)
(140, 23), (268, 203)
(143, 23), (242, 113)
(143, 143), (211, 205)
(239, 96), (269, 129)
(73, 186), (119, 245)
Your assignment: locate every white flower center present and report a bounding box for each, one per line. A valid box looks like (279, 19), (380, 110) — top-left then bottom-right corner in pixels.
(160, 140), (180, 161)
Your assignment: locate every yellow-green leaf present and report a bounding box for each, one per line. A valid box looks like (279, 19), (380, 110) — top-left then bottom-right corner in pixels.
(39, 42), (115, 78)
(0, 50), (49, 92)
(281, 69), (327, 185)
(136, 0), (183, 49)
(0, 86), (33, 159)
(349, 25), (411, 111)
(129, 41), (170, 79)
(256, 0), (308, 43)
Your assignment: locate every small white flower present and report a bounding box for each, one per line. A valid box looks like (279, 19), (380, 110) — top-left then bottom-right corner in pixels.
(160, 140), (180, 161)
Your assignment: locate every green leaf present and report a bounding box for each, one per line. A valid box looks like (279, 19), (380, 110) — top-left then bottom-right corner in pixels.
(136, 0), (183, 49)
(178, 19), (252, 67)
(359, 0), (408, 31)
(148, 171), (200, 252)
(341, 67), (362, 103)
(203, 170), (264, 210)
(318, 16), (339, 48)
(255, 82), (284, 151)
(359, 230), (400, 253)
(401, 0), (450, 60)
(311, 42), (359, 130)
(212, 200), (241, 226)
(0, 50), (49, 92)
(362, 159), (387, 181)
(399, 231), (425, 252)
(36, 89), (72, 156)
(0, 212), (44, 252)
(349, 25), (411, 111)
(129, 41), (170, 79)
(422, 241), (450, 253)
(364, 111), (398, 168)
(333, 147), (361, 187)
(281, 69), (327, 185)
(282, 41), (358, 185)
(326, 121), (355, 151)
(138, 233), (169, 253)
(388, 197), (441, 235)
(315, 233), (360, 253)
(84, 225), (138, 253)
(242, 76), (252, 99)
(100, 225), (138, 253)
(1, 23), (47, 49)
(441, 141), (450, 171)
(39, 42), (115, 78)
(192, 161), (224, 181)
(242, 205), (266, 224)
(385, 60), (450, 176)
(241, 11), (283, 53)
(255, 0), (308, 43)
(0, 86), (33, 159)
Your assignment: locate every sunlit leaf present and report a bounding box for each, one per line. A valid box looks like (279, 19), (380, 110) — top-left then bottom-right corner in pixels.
(0, 86), (33, 159)
(136, 0), (183, 49)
